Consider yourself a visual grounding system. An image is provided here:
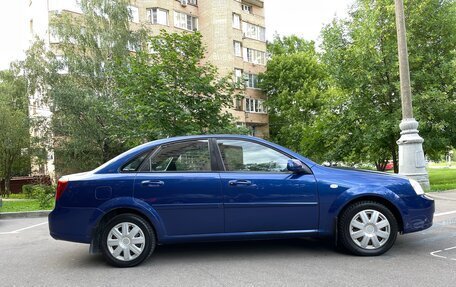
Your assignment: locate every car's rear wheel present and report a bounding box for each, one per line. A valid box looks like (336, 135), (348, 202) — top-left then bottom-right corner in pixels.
(101, 213), (155, 267)
(338, 201), (398, 256)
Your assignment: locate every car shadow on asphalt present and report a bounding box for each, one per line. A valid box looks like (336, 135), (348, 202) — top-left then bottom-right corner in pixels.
(74, 238), (341, 268)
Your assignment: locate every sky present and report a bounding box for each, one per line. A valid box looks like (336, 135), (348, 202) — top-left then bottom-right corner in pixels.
(0, 0), (28, 70)
(0, 0), (354, 70)
(264, 0), (353, 41)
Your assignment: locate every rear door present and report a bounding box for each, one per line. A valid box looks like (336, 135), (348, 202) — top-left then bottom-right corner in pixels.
(215, 139), (318, 233)
(134, 139), (223, 236)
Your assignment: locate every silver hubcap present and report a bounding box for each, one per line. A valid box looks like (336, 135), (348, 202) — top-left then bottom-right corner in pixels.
(349, 209), (391, 250)
(107, 222), (145, 261)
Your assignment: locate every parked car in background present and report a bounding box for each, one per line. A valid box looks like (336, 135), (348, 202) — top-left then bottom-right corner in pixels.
(385, 160), (394, 171)
(49, 135), (434, 267)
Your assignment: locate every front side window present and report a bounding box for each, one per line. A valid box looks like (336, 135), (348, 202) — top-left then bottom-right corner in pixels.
(142, 140), (211, 172)
(147, 8), (168, 25)
(217, 140), (290, 172)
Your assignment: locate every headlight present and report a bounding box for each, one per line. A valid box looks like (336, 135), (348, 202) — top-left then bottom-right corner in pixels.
(409, 179), (424, 195)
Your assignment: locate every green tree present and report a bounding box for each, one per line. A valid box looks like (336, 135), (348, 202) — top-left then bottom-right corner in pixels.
(260, 35), (329, 160)
(115, 30), (240, 140)
(22, 0), (143, 175)
(0, 69), (30, 196)
(319, 0), (456, 171)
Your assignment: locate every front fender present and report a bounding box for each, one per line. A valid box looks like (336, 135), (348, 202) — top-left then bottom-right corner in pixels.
(329, 185), (408, 217)
(319, 185), (408, 236)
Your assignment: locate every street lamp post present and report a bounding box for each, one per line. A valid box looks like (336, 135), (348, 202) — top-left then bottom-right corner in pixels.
(394, 0), (430, 190)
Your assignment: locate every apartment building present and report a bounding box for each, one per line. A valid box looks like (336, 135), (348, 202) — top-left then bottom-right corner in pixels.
(26, 0), (269, 177)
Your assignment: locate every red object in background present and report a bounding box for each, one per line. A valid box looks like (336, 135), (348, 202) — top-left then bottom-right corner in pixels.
(385, 161), (394, 170)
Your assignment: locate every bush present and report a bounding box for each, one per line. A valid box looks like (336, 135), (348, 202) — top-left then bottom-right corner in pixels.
(21, 184), (56, 209)
(32, 185), (55, 209)
(22, 184), (35, 199)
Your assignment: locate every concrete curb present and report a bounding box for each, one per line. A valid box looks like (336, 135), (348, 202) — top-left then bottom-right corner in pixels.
(0, 210), (51, 219)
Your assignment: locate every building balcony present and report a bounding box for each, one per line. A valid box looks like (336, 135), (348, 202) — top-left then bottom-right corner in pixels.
(242, 0), (264, 8)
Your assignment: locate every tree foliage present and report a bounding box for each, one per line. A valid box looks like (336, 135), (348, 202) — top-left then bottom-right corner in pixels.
(0, 69), (30, 196)
(41, 0), (138, 175)
(21, 0), (242, 175)
(260, 35), (329, 160)
(115, 30), (239, 140)
(319, 0), (456, 170)
(262, 0), (455, 170)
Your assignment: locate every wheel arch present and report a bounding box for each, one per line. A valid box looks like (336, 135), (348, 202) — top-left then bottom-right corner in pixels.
(336, 195), (404, 233)
(90, 199), (166, 253)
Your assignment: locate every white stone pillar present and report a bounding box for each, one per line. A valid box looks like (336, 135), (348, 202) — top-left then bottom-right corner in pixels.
(397, 119), (430, 190)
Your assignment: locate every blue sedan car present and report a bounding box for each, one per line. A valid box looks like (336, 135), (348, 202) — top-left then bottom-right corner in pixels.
(49, 135), (434, 267)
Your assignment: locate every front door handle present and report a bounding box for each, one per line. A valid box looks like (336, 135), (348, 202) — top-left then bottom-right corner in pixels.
(141, 180), (164, 187)
(228, 180), (252, 186)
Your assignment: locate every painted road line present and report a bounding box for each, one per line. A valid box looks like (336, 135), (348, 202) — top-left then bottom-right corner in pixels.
(434, 210), (456, 217)
(0, 221), (48, 235)
(430, 246), (456, 261)
(430, 250), (446, 259)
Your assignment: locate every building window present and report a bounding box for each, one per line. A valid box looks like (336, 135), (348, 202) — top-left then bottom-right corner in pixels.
(147, 8), (168, 25)
(232, 13), (241, 29)
(242, 22), (265, 41)
(245, 98), (266, 113)
(178, 0), (198, 6)
(56, 55), (68, 74)
(174, 11), (198, 31)
(127, 6), (139, 23)
(241, 4), (252, 14)
(234, 97), (243, 110)
(234, 68), (243, 85)
(243, 48), (266, 65)
(245, 73), (259, 89)
(233, 41), (242, 57)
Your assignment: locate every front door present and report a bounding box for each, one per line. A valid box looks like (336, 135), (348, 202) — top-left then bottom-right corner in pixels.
(215, 139), (318, 233)
(134, 139), (223, 236)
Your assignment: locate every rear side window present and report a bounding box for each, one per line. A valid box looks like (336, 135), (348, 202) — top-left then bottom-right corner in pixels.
(140, 140), (211, 172)
(121, 152), (149, 172)
(217, 139), (290, 172)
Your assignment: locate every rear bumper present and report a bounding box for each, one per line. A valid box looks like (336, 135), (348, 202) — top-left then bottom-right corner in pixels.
(48, 206), (104, 244)
(402, 194), (435, 233)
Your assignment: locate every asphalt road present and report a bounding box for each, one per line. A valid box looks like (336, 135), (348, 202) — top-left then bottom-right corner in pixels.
(1, 193), (455, 287)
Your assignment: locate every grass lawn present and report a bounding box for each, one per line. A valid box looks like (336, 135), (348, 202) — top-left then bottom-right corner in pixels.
(0, 199), (54, 213)
(428, 168), (456, 192)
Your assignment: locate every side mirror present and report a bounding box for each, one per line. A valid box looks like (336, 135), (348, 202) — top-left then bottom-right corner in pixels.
(287, 159), (307, 173)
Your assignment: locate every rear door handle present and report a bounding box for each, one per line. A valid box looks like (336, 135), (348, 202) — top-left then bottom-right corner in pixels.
(141, 180), (164, 187)
(228, 180), (252, 186)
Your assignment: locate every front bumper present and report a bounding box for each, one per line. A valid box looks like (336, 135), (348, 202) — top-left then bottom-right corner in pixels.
(402, 194), (435, 233)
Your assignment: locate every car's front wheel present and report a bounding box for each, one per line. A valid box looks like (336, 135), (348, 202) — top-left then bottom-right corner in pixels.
(101, 213), (156, 267)
(338, 201), (398, 256)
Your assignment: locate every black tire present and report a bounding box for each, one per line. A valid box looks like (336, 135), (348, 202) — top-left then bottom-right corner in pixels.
(338, 201), (398, 256)
(100, 213), (156, 267)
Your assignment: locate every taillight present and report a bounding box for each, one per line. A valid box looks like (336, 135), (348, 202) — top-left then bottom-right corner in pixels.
(56, 178), (69, 201)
